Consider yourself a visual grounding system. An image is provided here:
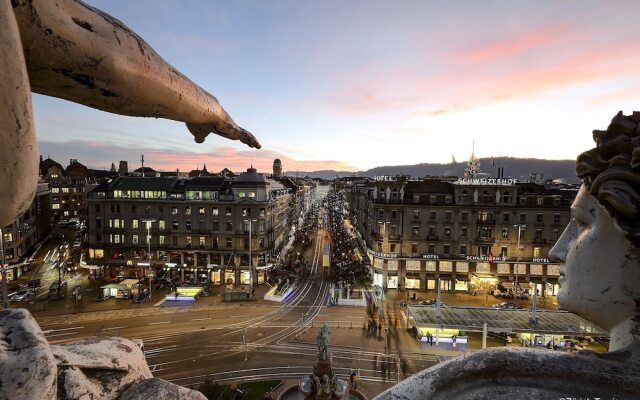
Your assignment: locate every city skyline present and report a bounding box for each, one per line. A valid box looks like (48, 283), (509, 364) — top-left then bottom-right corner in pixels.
(34, 0), (640, 172)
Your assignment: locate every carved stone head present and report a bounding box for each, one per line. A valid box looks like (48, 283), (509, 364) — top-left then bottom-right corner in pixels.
(550, 111), (640, 341)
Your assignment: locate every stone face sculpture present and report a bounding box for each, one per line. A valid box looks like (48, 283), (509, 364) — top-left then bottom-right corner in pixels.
(1, 0), (260, 227)
(0, 309), (206, 399)
(375, 111), (640, 399)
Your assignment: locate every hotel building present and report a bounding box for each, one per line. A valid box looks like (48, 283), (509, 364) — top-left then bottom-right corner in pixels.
(346, 176), (578, 297)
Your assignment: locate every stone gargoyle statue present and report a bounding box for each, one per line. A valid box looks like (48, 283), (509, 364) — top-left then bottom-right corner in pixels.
(376, 111), (640, 399)
(1, 0), (260, 228)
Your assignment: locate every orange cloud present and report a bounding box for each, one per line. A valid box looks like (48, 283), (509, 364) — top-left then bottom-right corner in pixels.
(463, 29), (564, 64)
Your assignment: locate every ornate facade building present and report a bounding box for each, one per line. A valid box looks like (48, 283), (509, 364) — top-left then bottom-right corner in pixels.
(85, 167), (294, 285)
(39, 157), (96, 221)
(345, 176), (578, 297)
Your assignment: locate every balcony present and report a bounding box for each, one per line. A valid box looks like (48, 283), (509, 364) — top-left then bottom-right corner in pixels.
(533, 237), (547, 244)
(476, 237), (495, 243)
(427, 235), (439, 241)
(476, 218), (496, 225)
(388, 234), (401, 242)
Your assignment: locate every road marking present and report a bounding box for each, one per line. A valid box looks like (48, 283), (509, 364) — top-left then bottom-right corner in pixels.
(103, 325), (126, 330)
(45, 332), (78, 338)
(153, 299), (166, 307)
(42, 326), (84, 334)
(191, 318), (211, 321)
(149, 321), (171, 325)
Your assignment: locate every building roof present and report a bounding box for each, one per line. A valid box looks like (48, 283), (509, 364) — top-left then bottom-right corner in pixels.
(235, 167), (267, 187)
(39, 157), (64, 176)
(185, 176), (226, 189)
(109, 177), (178, 191)
(409, 306), (607, 336)
(404, 180), (455, 194)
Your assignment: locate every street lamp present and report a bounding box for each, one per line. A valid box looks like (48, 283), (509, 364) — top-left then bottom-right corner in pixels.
(142, 219), (156, 298)
(245, 218), (257, 290)
(513, 224), (526, 301)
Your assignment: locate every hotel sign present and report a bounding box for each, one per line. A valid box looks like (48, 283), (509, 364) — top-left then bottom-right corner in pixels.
(374, 176), (396, 182)
(457, 178), (518, 185)
(367, 249), (397, 259)
(422, 254), (440, 260)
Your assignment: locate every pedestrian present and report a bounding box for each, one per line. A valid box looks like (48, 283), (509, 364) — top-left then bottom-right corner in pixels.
(175, 291), (178, 301)
(452, 335), (457, 348)
(349, 371), (354, 389)
(353, 372), (359, 389)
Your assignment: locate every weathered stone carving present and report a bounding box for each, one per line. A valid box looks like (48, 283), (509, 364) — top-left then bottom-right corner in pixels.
(0, 309), (205, 399)
(1, 0), (260, 227)
(375, 112), (640, 399)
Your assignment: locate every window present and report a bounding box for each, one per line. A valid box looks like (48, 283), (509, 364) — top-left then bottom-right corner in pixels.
(96, 234), (102, 243)
(519, 213), (527, 224)
(185, 206), (191, 215)
(158, 205), (164, 214)
(172, 220), (179, 230)
(445, 211), (452, 222)
(132, 219), (139, 229)
(186, 220), (192, 230)
(96, 218), (102, 228)
(52, 187), (59, 193)
(226, 208), (232, 216)
(260, 208), (266, 217)
(553, 197), (561, 206)
(159, 220), (165, 230)
(536, 213), (543, 223)
(242, 208), (250, 217)
(186, 236), (192, 247)
(503, 213), (510, 223)
(429, 211), (436, 220)
(259, 220), (266, 232)
(537, 197), (544, 206)
(212, 207), (219, 216)
(390, 244), (396, 253)
(444, 227), (451, 237)
(52, 203), (60, 210)
(378, 209), (384, 218)
(443, 244), (450, 255)
(428, 226), (436, 236)
(131, 205), (137, 213)
(132, 235), (139, 244)
(248, 192), (256, 198)
(391, 210), (397, 219)
(212, 221), (219, 231)
(502, 227), (509, 239)
(552, 229), (560, 240)
(519, 197), (526, 205)
(62, 187), (69, 193)
(3, 233), (12, 242)
(533, 247), (541, 257)
(159, 235), (165, 245)
(413, 195), (419, 203)
(199, 207), (205, 215)
(95, 204), (100, 212)
(429, 195), (436, 203)
(226, 222), (233, 232)
(459, 245), (467, 255)
(424, 243), (435, 254)
(502, 193), (512, 203)
(239, 192), (246, 198)
(226, 238), (233, 248)
(171, 207), (178, 215)
(535, 229), (542, 240)
(145, 205), (151, 214)
(199, 236), (206, 247)
(553, 213), (560, 224)
(519, 228), (525, 240)
(461, 212), (468, 222)
(413, 210), (420, 220)
(172, 236), (178, 246)
(460, 227), (468, 237)
(445, 195), (452, 204)
(411, 243), (418, 255)
(501, 246), (508, 258)
(412, 226), (419, 236)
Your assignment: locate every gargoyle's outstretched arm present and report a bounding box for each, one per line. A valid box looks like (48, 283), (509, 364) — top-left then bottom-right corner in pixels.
(12, 0), (260, 148)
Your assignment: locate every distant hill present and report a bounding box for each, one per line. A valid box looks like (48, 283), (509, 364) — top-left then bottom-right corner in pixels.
(284, 157), (579, 183)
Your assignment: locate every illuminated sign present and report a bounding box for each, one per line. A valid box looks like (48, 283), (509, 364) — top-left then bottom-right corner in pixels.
(422, 254), (440, 260)
(457, 178), (518, 185)
(367, 249), (397, 259)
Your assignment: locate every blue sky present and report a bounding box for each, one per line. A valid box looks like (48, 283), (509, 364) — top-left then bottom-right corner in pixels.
(34, 0), (640, 173)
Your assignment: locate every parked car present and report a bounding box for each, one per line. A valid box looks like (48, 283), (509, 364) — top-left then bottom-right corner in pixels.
(11, 288), (34, 302)
(492, 301), (523, 310)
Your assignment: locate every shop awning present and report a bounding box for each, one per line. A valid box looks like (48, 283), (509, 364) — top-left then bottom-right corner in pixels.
(455, 276), (470, 281)
(120, 279), (142, 287)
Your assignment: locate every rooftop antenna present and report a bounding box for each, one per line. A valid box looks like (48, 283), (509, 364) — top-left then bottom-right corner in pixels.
(141, 154), (145, 178)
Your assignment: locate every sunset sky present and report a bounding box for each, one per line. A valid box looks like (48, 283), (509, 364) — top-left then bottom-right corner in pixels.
(34, 0), (640, 174)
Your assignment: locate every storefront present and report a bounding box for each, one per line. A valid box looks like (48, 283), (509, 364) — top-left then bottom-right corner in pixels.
(386, 273), (398, 289)
(241, 270), (252, 285)
(454, 278), (469, 292)
(405, 274), (421, 289)
(224, 270), (236, 284)
(373, 271), (384, 287)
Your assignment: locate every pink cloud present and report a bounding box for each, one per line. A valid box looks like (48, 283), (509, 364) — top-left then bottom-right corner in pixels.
(462, 28), (564, 64)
